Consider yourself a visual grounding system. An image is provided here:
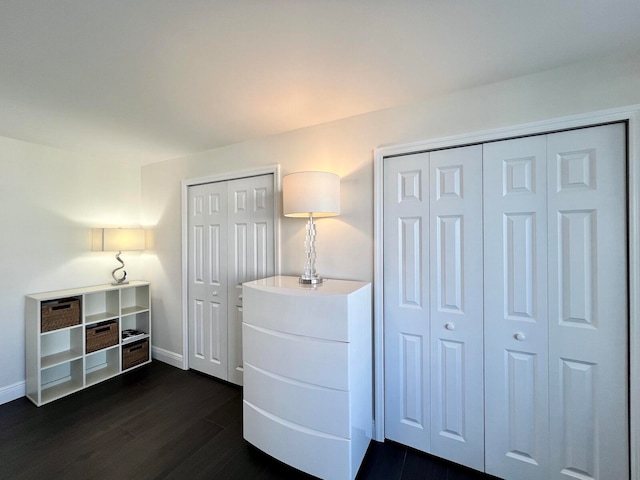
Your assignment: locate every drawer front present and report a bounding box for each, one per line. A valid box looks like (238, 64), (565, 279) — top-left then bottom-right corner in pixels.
(243, 285), (349, 341)
(243, 400), (351, 480)
(243, 323), (349, 390)
(244, 362), (350, 438)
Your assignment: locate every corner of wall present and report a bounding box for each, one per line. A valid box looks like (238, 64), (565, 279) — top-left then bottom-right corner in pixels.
(151, 346), (185, 370)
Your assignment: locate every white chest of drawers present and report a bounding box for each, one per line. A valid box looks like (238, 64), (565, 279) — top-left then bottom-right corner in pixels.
(242, 276), (372, 480)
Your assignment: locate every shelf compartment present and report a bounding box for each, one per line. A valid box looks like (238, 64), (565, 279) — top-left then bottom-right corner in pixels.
(84, 290), (119, 324)
(85, 311), (119, 324)
(121, 311), (150, 338)
(121, 331), (150, 346)
(41, 359), (84, 404)
(121, 285), (149, 315)
(41, 327), (83, 369)
(85, 347), (120, 386)
(41, 349), (84, 370)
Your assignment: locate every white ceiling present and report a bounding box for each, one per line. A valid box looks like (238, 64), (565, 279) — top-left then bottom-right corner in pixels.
(1, 0), (640, 165)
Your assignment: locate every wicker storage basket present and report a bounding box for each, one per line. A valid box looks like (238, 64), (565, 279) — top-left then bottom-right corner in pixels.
(122, 338), (149, 370)
(41, 297), (81, 332)
(85, 320), (119, 353)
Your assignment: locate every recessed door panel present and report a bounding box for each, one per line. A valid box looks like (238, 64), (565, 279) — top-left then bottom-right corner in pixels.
(558, 359), (596, 479)
(193, 224), (204, 284)
(193, 299), (204, 359)
(399, 333), (425, 428)
(435, 339), (464, 441)
(436, 215), (462, 312)
(209, 224), (221, 285)
(504, 213), (535, 320)
(505, 350), (539, 465)
(400, 216), (423, 307)
(557, 210), (596, 327)
(209, 301), (222, 363)
(254, 222), (269, 279)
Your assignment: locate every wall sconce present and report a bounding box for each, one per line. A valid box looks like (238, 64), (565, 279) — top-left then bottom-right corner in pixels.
(92, 228), (145, 285)
(283, 171), (340, 285)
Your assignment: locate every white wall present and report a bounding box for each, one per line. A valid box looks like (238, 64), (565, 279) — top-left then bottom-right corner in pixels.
(142, 52), (640, 362)
(0, 137), (143, 401)
(2, 51), (639, 400)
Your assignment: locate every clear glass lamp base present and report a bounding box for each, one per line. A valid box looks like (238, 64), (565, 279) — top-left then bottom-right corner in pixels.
(299, 216), (324, 285)
(299, 274), (323, 285)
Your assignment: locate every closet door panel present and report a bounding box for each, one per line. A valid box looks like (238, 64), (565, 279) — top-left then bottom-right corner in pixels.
(429, 146), (484, 471)
(383, 152), (431, 452)
(483, 136), (549, 480)
(188, 182), (229, 380)
(547, 124), (628, 480)
(228, 175), (275, 385)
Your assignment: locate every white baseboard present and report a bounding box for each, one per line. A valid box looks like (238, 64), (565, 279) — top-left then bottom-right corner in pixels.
(152, 346), (185, 370)
(0, 380), (26, 406)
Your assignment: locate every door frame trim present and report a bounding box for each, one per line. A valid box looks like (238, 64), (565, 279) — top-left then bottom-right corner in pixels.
(180, 165), (281, 371)
(373, 105), (640, 478)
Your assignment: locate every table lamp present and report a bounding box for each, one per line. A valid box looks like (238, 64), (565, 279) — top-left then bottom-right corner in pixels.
(92, 228), (145, 285)
(282, 171), (340, 285)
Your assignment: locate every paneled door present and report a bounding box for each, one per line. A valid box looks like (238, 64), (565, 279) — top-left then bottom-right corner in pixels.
(188, 181), (229, 380)
(483, 124), (628, 480)
(188, 174), (275, 385)
(226, 175), (275, 385)
(383, 152), (430, 452)
(428, 147), (484, 471)
(546, 124), (628, 480)
(383, 146), (484, 470)
(483, 135), (550, 480)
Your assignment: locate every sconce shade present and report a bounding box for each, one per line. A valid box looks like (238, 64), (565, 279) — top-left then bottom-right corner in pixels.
(283, 171), (340, 218)
(92, 228), (145, 252)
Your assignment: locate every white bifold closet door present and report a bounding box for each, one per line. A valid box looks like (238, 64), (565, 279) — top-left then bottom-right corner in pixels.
(188, 175), (274, 385)
(383, 123), (628, 480)
(384, 146), (485, 471)
(484, 124), (628, 480)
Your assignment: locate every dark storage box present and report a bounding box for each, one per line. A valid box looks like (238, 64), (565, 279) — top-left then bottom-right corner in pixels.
(122, 338), (149, 370)
(86, 320), (119, 353)
(41, 297), (81, 332)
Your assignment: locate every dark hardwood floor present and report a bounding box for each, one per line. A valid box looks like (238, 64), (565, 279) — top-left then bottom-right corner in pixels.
(0, 362), (499, 480)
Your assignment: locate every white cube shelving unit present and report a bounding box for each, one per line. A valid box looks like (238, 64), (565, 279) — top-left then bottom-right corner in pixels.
(25, 281), (151, 406)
